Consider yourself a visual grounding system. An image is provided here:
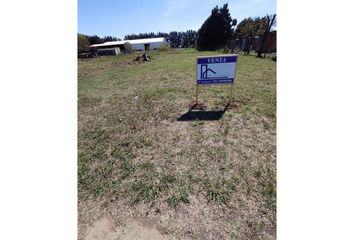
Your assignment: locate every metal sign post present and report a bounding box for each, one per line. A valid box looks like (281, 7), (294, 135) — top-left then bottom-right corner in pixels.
(228, 81), (234, 103)
(195, 57), (199, 104)
(196, 84), (199, 104)
(228, 65), (238, 104)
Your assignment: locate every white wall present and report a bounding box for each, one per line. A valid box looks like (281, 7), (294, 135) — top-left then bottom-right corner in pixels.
(150, 41), (166, 50)
(114, 47), (121, 55)
(131, 43), (145, 51)
(131, 40), (167, 51)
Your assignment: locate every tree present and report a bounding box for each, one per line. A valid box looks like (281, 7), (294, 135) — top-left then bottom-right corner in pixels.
(78, 34), (90, 53)
(196, 4), (235, 50)
(156, 32), (169, 41)
(169, 31), (181, 48)
(181, 30), (197, 47)
(124, 32), (169, 40)
(220, 3), (233, 47)
(87, 35), (103, 45)
(235, 17), (267, 54)
(180, 32), (188, 48)
(256, 14), (276, 58)
(102, 36), (120, 42)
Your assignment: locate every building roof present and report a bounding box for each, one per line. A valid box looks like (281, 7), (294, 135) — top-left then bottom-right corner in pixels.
(90, 37), (166, 48)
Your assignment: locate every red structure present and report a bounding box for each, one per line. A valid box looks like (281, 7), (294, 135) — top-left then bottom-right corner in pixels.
(254, 31), (276, 53)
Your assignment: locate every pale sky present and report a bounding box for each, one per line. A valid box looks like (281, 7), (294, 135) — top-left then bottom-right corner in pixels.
(78, 0), (276, 38)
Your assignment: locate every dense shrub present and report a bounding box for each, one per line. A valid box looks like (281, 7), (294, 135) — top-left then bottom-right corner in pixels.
(124, 42), (133, 53)
(158, 44), (171, 52)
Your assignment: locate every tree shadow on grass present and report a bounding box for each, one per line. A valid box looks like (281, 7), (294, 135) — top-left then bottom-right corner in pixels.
(177, 103), (229, 121)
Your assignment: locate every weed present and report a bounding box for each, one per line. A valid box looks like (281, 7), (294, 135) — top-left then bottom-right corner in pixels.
(132, 179), (161, 203)
(139, 160), (154, 171)
(131, 171), (177, 204)
(168, 191), (190, 208)
(167, 179), (191, 208)
(204, 177), (234, 204)
(263, 180), (276, 210)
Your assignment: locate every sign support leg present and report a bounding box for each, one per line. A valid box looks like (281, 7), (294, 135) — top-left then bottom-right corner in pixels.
(196, 84), (199, 104)
(228, 83), (234, 104)
(192, 84), (205, 110)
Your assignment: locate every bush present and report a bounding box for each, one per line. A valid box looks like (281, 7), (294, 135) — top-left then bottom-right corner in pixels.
(158, 44), (170, 52)
(78, 34), (90, 53)
(124, 42), (133, 53)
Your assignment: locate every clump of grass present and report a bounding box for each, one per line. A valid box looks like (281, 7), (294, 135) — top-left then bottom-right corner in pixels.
(119, 158), (135, 180)
(158, 44), (171, 52)
(139, 160), (154, 171)
(204, 177), (235, 204)
(168, 191), (189, 208)
(263, 180), (276, 210)
(167, 179), (191, 208)
(131, 177), (162, 203)
(131, 166), (177, 204)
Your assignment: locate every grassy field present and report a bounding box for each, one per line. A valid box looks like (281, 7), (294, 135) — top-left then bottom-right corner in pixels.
(78, 48), (276, 239)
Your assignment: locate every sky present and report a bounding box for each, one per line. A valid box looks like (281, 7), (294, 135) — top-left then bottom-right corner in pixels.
(78, 0), (276, 39)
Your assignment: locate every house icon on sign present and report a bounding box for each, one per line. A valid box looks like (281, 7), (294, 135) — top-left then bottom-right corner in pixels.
(201, 64), (216, 79)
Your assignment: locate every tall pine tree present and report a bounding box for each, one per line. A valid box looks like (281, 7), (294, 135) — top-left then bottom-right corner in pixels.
(196, 4), (234, 50)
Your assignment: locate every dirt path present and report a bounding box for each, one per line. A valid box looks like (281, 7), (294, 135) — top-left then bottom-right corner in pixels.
(84, 215), (164, 240)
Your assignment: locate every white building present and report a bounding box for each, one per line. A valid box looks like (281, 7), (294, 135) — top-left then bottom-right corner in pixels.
(90, 37), (167, 54)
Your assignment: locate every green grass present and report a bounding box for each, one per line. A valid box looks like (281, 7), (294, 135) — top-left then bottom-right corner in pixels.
(78, 48), (276, 239)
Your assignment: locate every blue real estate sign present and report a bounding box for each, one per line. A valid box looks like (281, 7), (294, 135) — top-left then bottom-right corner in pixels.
(196, 55), (238, 84)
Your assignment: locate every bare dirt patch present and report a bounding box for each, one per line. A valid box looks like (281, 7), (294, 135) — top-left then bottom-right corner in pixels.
(84, 215), (164, 240)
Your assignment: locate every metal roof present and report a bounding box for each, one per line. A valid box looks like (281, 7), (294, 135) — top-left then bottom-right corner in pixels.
(90, 37), (166, 48)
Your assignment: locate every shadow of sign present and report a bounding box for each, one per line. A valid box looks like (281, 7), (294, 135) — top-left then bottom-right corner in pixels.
(177, 104), (229, 121)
